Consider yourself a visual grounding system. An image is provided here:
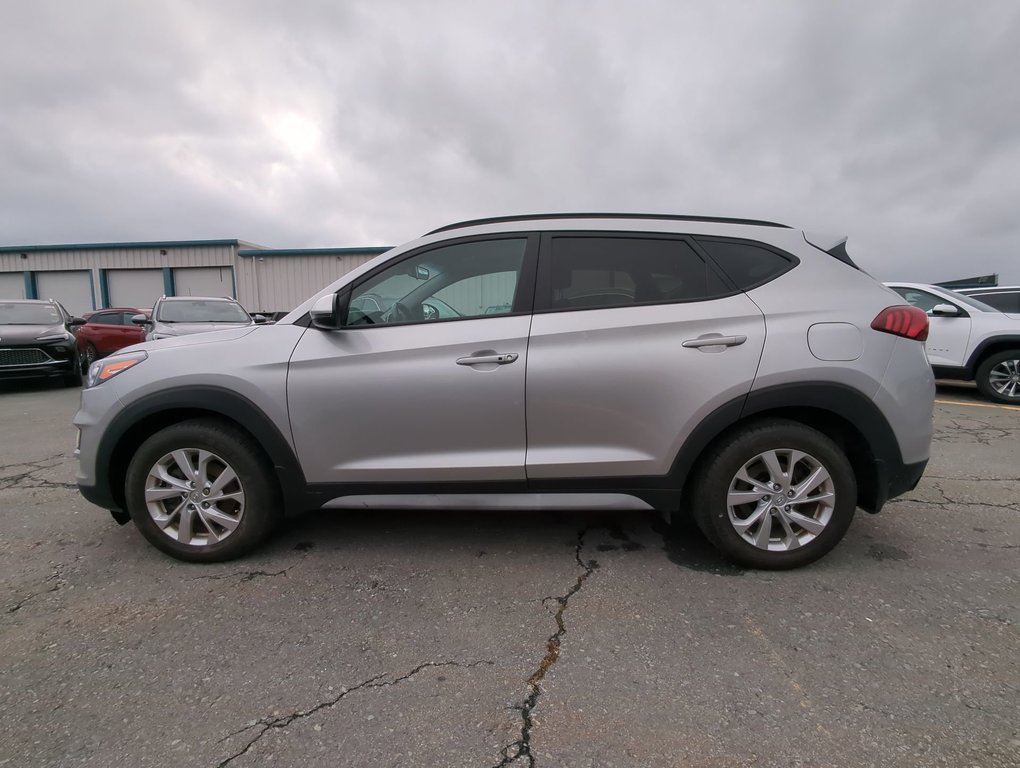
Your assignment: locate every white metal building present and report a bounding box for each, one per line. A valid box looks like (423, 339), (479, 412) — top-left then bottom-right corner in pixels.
(0, 240), (390, 316)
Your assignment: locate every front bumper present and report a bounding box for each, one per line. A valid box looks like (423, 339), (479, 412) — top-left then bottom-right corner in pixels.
(0, 342), (78, 378)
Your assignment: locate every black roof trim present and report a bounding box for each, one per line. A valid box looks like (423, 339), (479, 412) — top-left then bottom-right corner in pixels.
(426, 213), (792, 236)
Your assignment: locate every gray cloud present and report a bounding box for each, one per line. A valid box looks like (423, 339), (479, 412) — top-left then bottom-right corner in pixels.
(1, 0), (1018, 282)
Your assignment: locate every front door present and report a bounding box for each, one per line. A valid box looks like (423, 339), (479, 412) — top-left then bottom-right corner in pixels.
(288, 235), (536, 485)
(891, 286), (973, 367)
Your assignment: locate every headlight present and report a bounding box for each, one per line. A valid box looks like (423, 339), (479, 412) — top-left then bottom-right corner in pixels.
(36, 332), (72, 341)
(86, 351), (148, 388)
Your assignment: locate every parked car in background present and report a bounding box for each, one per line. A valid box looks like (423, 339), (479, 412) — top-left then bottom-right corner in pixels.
(956, 285), (1020, 317)
(136, 296), (258, 341)
(76, 214), (935, 569)
(886, 282), (1020, 403)
(0, 299), (83, 386)
(75, 308), (150, 370)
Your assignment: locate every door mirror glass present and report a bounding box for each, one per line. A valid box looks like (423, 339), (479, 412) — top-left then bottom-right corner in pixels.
(931, 303), (960, 317)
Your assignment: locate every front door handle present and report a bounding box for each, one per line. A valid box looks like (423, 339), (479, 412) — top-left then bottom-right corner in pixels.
(682, 334), (747, 349)
(456, 353), (519, 366)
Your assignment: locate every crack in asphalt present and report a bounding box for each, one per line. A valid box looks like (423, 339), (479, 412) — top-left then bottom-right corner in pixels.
(215, 660), (493, 768)
(190, 567), (293, 583)
(493, 530), (599, 768)
(0, 453), (76, 491)
(190, 548), (314, 583)
(5, 557), (78, 614)
(925, 475), (1020, 483)
(898, 481), (1020, 514)
(932, 416), (1014, 446)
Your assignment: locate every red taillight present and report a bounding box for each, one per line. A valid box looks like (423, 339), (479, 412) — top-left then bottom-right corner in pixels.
(871, 305), (929, 341)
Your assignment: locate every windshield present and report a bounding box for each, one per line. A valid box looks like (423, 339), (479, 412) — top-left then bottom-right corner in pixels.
(156, 300), (251, 323)
(0, 303), (61, 325)
(938, 288), (998, 313)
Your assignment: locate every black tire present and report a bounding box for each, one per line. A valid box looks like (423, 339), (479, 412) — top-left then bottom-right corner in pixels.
(81, 343), (99, 373)
(62, 364), (83, 387)
(690, 419), (857, 570)
(125, 419), (282, 562)
(975, 350), (1020, 404)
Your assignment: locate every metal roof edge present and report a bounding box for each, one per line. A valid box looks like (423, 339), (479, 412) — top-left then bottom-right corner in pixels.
(427, 213), (792, 235)
(237, 247), (392, 257)
(0, 239), (245, 253)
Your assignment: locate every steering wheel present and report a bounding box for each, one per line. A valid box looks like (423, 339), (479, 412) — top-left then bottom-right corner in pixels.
(387, 301), (416, 324)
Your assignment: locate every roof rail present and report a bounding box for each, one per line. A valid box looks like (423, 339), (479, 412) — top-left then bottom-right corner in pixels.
(426, 213), (791, 235)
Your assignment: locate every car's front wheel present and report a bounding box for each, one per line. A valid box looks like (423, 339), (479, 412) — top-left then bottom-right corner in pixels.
(80, 343), (98, 373)
(124, 419), (282, 562)
(976, 350), (1020, 404)
(691, 419), (857, 570)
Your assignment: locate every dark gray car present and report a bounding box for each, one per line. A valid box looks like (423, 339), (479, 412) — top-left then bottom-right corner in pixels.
(0, 299), (83, 386)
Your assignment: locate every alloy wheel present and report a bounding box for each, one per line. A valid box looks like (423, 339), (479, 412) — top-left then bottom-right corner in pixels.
(143, 448), (245, 546)
(726, 448), (835, 551)
(988, 358), (1020, 400)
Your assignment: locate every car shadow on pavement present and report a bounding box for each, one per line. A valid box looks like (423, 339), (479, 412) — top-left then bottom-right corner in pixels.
(263, 507), (739, 573)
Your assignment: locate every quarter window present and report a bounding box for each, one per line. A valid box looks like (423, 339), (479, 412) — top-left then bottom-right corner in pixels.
(696, 239), (795, 290)
(345, 238), (527, 327)
(538, 236), (729, 312)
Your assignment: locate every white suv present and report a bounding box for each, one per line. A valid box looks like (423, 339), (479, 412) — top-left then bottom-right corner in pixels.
(886, 282), (1020, 404)
(75, 214), (936, 569)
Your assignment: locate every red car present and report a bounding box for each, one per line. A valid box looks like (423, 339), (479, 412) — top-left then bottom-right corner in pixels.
(75, 307), (150, 370)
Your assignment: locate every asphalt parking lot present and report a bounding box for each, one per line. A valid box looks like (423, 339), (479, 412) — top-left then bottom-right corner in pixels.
(1, 380), (1017, 768)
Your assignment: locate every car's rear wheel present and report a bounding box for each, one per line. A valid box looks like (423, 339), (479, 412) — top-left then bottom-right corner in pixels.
(976, 350), (1020, 404)
(691, 419), (856, 570)
(124, 419), (281, 562)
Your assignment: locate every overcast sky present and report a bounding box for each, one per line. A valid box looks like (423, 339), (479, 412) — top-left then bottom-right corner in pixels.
(1, 1), (1018, 282)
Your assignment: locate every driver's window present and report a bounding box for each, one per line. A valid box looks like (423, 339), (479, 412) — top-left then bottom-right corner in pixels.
(892, 287), (949, 314)
(345, 238), (527, 327)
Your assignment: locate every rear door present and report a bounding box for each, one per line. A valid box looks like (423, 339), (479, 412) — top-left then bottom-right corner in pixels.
(525, 232), (766, 481)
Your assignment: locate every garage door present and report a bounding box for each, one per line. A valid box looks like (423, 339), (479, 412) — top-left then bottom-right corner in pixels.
(35, 270), (95, 315)
(107, 269), (164, 309)
(0, 272), (26, 300)
(173, 267), (234, 298)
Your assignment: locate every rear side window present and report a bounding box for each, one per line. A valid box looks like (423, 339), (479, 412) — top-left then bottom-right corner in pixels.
(537, 236), (730, 312)
(968, 291), (1020, 313)
(88, 312), (123, 325)
(696, 238), (796, 290)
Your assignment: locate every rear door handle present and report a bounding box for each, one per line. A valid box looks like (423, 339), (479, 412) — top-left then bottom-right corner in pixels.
(456, 353), (519, 366)
(682, 334), (747, 348)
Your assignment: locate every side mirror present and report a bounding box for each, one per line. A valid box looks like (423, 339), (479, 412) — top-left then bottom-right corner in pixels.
(68, 317), (86, 327)
(931, 303), (960, 317)
(252, 314), (269, 324)
(309, 294), (340, 330)
(131, 314), (149, 325)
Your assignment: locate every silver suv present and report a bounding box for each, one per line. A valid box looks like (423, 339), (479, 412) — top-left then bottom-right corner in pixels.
(138, 296), (256, 341)
(74, 214), (935, 569)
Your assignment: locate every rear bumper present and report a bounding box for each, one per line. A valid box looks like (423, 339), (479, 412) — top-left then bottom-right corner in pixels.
(863, 458), (928, 514)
